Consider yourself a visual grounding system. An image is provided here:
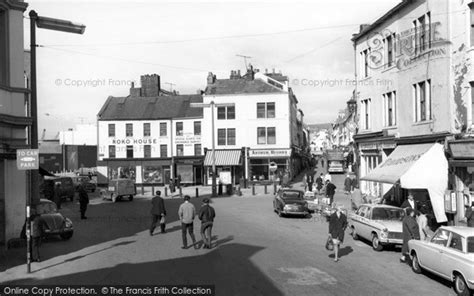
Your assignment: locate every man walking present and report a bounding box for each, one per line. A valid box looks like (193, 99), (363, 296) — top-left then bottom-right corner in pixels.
(307, 172), (314, 192)
(325, 180), (337, 206)
(31, 210), (48, 262)
(53, 183), (62, 209)
(401, 192), (417, 212)
(178, 195), (198, 249)
(78, 185), (89, 219)
(150, 190), (166, 235)
(344, 174), (352, 195)
(198, 198), (216, 249)
(316, 173), (324, 195)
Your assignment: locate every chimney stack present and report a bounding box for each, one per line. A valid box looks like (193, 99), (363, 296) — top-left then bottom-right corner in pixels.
(130, 81), (141, 96)
(140, 74), (161, 97)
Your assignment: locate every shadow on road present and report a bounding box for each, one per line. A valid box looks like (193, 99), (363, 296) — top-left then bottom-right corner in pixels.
(3, 243), (285, 296)
(328, 246), (353, 259)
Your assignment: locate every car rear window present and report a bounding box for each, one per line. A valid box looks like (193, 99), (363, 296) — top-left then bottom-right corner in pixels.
(467, 237), (474, 254)
(282, 192), (302, 200)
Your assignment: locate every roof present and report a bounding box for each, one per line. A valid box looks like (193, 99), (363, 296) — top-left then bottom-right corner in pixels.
(98, 94), (203, 120)
(440, 226), (474, 237)
(352, 0), (412, 42)
(205, 78), (285, 95)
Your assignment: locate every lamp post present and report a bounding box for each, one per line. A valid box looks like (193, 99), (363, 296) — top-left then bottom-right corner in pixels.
(27, 10), (85, 273)
(191, 101), (235, 197)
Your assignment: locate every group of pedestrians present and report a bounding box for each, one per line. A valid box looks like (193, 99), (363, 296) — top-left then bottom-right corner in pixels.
(150, 191), (216, 250)
(303, 171), (337, 206)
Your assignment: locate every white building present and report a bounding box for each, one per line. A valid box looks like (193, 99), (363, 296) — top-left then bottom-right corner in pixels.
(59, 124), (97, 146)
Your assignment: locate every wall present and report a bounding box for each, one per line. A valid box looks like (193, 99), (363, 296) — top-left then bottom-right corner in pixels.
(172, 118), (202, 156)
(4, 159), (26, 243)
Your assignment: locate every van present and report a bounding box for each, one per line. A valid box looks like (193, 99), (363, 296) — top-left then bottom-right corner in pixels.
(40, 177), (75, 201)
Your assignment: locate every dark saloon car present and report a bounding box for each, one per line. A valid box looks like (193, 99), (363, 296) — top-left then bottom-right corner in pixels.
(273, 189), (309, 217)
(36, 199), (74, 240)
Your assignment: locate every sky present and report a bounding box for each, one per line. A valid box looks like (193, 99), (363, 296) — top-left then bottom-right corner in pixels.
(24, 0), (401, 138)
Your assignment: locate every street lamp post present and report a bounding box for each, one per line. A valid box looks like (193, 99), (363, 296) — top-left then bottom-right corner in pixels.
(190, 101), (235, 197)
(27, 10), (85, 273)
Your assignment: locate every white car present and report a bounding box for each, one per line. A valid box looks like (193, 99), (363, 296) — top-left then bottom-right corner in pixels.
(409, 226), (474, 296)
(348, 204), (405, 251)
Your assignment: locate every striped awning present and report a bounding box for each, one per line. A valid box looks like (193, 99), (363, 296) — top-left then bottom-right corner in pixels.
(204, 149), (242, 166)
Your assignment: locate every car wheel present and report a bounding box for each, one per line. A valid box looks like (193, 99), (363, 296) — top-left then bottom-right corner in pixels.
(60, 232), (73, 240)
(111, 193), (117, 203)
(371, 234), (383, 251)
(129, 195), (134, 201)
(411, 253), (422, 274)
(278, 209), (283, 217)
(351, 227), (359, 240)
(454, 273), (470, 296)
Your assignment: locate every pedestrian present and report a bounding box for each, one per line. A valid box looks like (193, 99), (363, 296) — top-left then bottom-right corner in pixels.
(401, 192), (417, 212)
(400, 208), (420, 263)
(53, 183), (62, 209)
(344, 174), (352, 195)
(325, 180), (337, 206)
(31, 210), (48, 262)
(282, 171), (289, 188)
(178, 195), (198, 249)
(302, 173), (307, 192)
(169, 178), (175, 193)
(416, 208), (432, 240)
(307, 172), (314, 192)
(316, 173), (324, 195)
(328, 205), (347, 262)
(150, 190), (166, 235)
(324, 172), (332, 183)
(177, 174), (182, 189)
(198, 198), (216, 249)
(466, 201), (474, 227)
(351, 176), (358, 191)
(78, 184), (89, 219)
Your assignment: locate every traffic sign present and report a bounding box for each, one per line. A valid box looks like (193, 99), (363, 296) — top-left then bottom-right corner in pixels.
(16, 149), (39, 170)
(269, 161), (278, 172)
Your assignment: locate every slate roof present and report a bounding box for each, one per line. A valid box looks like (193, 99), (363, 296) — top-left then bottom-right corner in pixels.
(98, 94), (203, 120)
(205, 78), (284, 95)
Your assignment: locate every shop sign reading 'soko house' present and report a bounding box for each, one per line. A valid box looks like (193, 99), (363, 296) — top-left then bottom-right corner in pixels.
(111, 138), (159, 145)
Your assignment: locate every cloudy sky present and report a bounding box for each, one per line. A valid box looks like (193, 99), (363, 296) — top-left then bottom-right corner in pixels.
(25, 0), (401, 138)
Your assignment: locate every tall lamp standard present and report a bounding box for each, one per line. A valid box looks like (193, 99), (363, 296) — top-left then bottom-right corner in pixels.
(190, 101), (235, 197)
(27, 10), (85, 273)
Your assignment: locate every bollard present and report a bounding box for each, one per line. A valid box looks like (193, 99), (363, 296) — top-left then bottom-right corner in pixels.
(164, 187), (168, 197)
(195, 187), (199, 198)
(179, 187), (182, 197)
(237, 185), (242, 196)
(273, 183), (277, 195)
(264, 184), (268, 194)
(141, 184), (144, 195)
(152, 185), (155, 196)
(252, 183), (256, 195)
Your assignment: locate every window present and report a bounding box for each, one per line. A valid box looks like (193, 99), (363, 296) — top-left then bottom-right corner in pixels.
(126, 123), (133, 137)
(361, 49), (370, 78)
(217, 106), (235, 120)
(144, 145), (151, 158)
(108, 124), (115, 137)
(126, 145), (133, 158)
(217, 128), (236, 145)
(109, 145), (116, 158)
(383, 91), (397, 127)
(160, 122), (167, 136)
(160, 145), (167, 157)
(257, 127), (276, 144)
(176, 122), (183, 136)
(257, 102), (276, 118)
(413, 20), (418, 55)
(448, 233), (463, 252)
(419, 15), (426, 52)
(143, 123), (151, 137)
(385, 34), (396, 67)
(176, 144), (184, 156)
(362, 99), (371, 130)
(0, 10), (7, 85)
(470, 82), (474, 125)
(431, 229), (449, 246)
(471, 4), (474, 46)
(194, 144), (201, 156)
(194, 121), (201, 135)
(413, 80), (431, 122)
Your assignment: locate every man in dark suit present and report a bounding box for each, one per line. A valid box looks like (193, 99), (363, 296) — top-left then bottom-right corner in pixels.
(150, 190), (166, 235)
(401, 192), (417, 212)
(325, 180), (337, 206)
(198, 198), (216, 249)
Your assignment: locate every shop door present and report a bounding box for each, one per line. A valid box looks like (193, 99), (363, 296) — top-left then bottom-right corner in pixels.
(164, 169), (171, 184)
(194, 166), (202, 185)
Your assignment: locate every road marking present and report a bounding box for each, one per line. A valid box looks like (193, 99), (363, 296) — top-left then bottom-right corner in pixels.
(277, 266), (337, 286)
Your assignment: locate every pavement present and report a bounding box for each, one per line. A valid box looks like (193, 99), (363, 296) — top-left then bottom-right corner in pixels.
(0, 161), (456, 295)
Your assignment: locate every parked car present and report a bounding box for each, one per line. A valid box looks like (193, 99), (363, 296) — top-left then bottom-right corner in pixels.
(71, 176), (96, 192)
(40, 177), (75, 202)
(409, 226), (474, 296)
(36, 198), (74, 240)
(273, 189), (309, 217)
(100, 178), (136, 202)
(348, 204), (405, 251)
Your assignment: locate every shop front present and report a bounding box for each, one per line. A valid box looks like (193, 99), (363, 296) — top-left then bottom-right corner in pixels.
(447, 139), (474, 226)
(248, 148), (292, 181)
(99, 159), (172, 185)
(203, 149), (243, 185)
(174, 156), (204, 185)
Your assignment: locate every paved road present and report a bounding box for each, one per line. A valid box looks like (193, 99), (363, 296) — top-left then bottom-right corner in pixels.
(0, 172), (455, 296)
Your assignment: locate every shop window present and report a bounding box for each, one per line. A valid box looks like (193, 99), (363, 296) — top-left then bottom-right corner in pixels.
(0, 9), (6, 85)
(413, 79), (431, 122)
(217, 106), (235, 120)
(108, 124), (115, 137)
(143, 123), (151, 137)
(176, 122), (183, 136)
(176, 144), (184, 156)
(109, 145), (116, 158)
(126, 123), (133, 137)
(160, 145), (167, 157)
(194, 144), (201, 156)
(160, 122), (167, 136)
(144, 145), (151, 158)
(194, 121), (201, 135)
(126, 145), (134, 158)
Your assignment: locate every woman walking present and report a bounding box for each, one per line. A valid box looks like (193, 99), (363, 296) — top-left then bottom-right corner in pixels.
(400, 208), (420, 263)
(328, 205), (348, 262)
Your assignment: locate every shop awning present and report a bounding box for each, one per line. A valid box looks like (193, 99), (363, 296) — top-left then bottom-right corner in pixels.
(204, 149), (241, 166)
(361, 143), (448, 223)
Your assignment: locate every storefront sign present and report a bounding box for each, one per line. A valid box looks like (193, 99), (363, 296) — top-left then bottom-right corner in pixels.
(219, 171), (232, 185)
(381, 143), (396, 149)
(359, 143), (377, 150)
(444, 190), (457, 213)
(249, 149), (291, 158)
(175, 134), (201, 146)
(449, 141), (474, 159)
(112, 138), (158, 145)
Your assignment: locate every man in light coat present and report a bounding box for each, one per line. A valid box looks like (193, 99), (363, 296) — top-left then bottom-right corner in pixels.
(178, 195), (198, 249)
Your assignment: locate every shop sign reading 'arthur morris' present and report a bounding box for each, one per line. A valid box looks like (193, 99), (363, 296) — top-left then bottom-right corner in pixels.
(249, 149), (292, 158)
